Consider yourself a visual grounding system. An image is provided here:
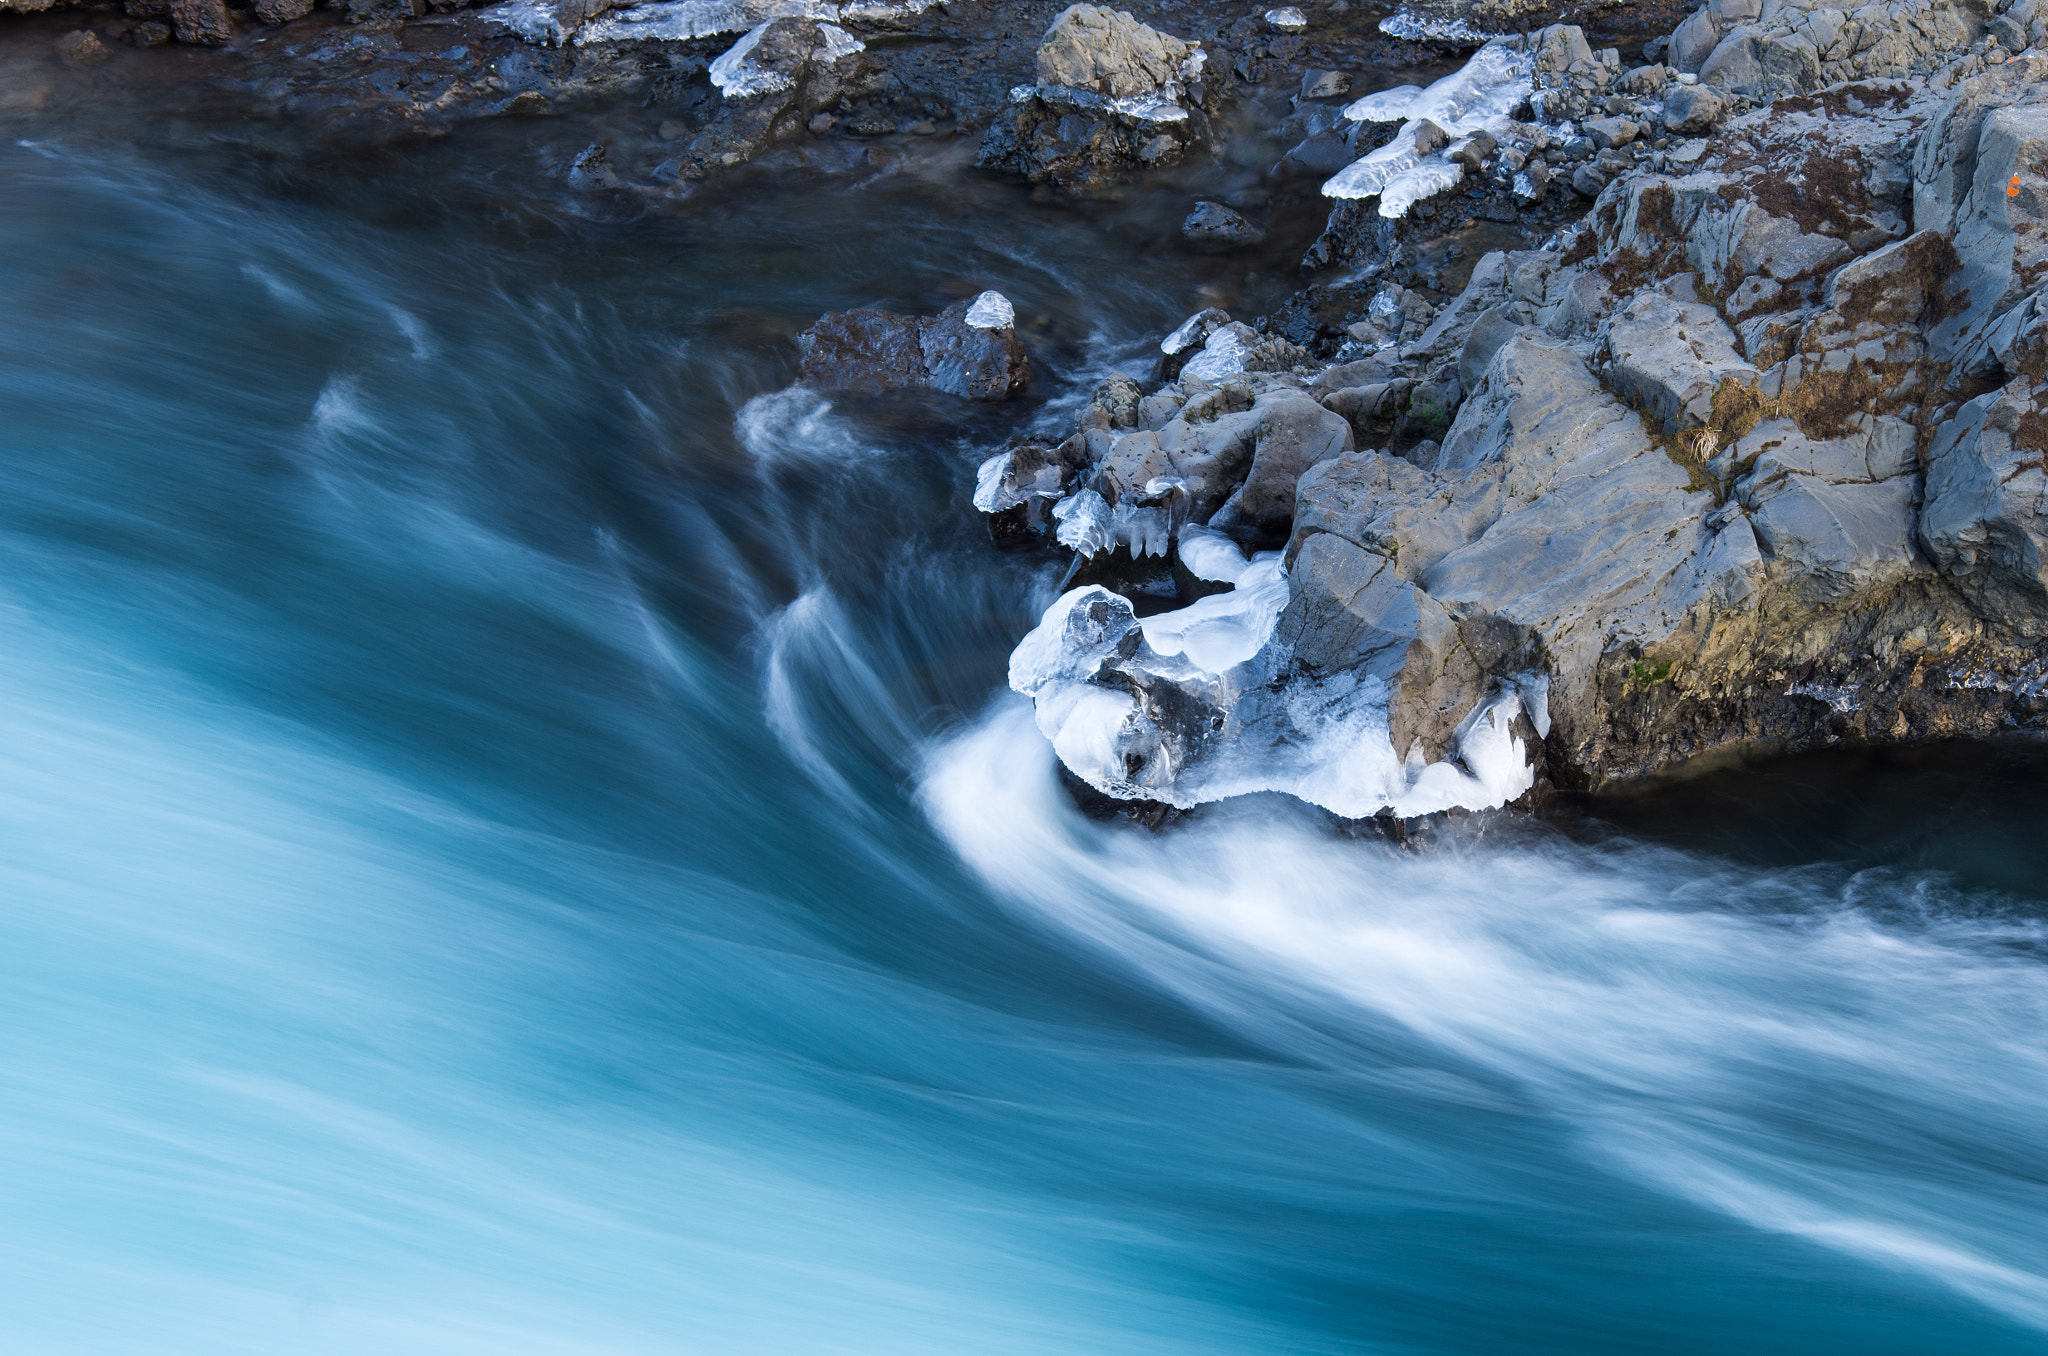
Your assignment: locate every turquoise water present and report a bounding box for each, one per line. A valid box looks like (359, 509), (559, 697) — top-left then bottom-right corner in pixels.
(2, 136), (2047, 1354)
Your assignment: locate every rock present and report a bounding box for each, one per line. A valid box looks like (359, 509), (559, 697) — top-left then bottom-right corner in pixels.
(1571, 163), (1608, 198)
(978, 78), (1206, 192)
(676, 19), (873, 179)
(1667, 8), (1720, 73)
(1922, 381), (2048, 617)
(1181, 200), (1265, 251)
(1660, 82), (1726, 135)
(977, 43), (2048, 820)
(1264, 6), (1306, 33)
(1736, 423), (1923, 603)
(1448, 129), (1497, 169)
(340, 0), (422, 22)
(1604, 291), (1757, 432)
(53, 30), (111, 65)
(1206, 392), (1355, 541)
(1275, 532), (1488, 765)
(1456, 306), (1520, 391)
(1584, 116), (1640, 150)
(1674, 0), (1994, 101)
(169, 0), (232, 45)
(1035, 4), (1195, 100)
(1280, 129), (1360, 176)
(1300, 69), (1351, 100)
(797, 293), (1030, 401)
(130, 19), (170, 44)
(566, 143), (620, 189)
(251, 0), (314, 22)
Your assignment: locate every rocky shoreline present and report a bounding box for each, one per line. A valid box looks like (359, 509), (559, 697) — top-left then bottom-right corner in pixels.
(952, 0), (2048, 823)
(9, 0), (2047, 823)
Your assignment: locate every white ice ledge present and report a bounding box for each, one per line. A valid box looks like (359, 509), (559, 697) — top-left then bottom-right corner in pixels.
(1321, 42), (1532, 218)
(481, 0), (936, 46)
(1007, 537), (1545, 819)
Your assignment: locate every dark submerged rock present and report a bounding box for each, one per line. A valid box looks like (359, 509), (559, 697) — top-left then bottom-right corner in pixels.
(796, 296), (1030, 402)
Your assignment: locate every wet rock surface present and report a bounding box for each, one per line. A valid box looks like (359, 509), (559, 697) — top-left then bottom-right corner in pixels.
(798, 292), (1031, 400)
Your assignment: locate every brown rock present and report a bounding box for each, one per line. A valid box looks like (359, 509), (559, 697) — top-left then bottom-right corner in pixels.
(251, 0), (313, 23)
(169, 0), (233, 44)
(53, 30), (112, 65)
(797, 297), (1030, 401)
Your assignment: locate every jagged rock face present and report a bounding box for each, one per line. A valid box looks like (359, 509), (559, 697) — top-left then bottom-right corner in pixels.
(797, 294), (1029, 401)
(1671, 0), (1994, 99)
(977, 41), (2048, 819)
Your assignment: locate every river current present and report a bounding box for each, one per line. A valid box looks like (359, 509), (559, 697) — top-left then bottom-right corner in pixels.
(3, 132), (2047, 1354)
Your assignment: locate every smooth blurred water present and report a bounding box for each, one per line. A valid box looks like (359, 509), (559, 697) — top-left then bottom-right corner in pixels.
(2, 135), (2047, 1355)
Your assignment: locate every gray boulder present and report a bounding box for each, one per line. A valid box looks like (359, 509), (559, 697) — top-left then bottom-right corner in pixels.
(1661, 83), (1727, 135)
(1035, 4), (1197, 99)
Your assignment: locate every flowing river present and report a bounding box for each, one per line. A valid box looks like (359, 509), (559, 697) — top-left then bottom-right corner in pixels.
(3, 130), (2047, 1355)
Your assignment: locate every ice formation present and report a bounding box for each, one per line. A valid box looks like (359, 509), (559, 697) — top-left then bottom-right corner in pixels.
(1052, 490), (1114, 556)
(481, 0), (935, 46)
(964, 291), (1016, 330)
(1263, 7), (1306, 31)
(1160, 308), (1226, 357)
(1376, 7), (1495, 44)
(1006, 529), (1543, 818)
(706, 19), (862, 95)
(973, 451), (1016, 513)
(479, 0), (576, 44)
(1178, 328), (1251, 383)
(1322, 42), (1533, 218)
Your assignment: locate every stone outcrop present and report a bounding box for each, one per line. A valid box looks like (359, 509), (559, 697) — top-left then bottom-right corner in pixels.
(1034, 3), (1194, 99)
(974, 36), (2048, 820)
(977, 4), (1214, 193)
(798, 292), (1030, 401)
(1670, 0), (1996, 100)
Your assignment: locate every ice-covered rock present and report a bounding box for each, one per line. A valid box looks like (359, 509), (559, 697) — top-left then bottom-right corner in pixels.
(709, 19), (862, 96)
(978, 5), (1211, 191)
(964, 291), (1017, 330)
(482, 0), (937, 45)
(1006, 548), (1540, 817)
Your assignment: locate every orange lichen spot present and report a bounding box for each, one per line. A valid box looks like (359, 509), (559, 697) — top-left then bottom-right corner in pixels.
(2011, 174), (2024, 198)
